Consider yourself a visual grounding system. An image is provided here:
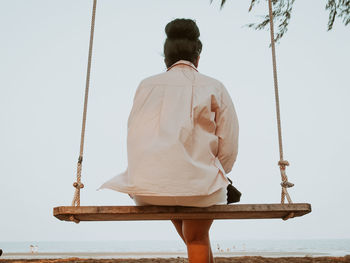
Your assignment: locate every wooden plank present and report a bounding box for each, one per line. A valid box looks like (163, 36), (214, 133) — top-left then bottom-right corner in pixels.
(53, 203), (311, 222)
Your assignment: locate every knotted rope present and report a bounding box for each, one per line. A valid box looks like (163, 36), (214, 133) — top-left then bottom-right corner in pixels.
(71, 0), (98, 221)
(267, 0), (294, 213)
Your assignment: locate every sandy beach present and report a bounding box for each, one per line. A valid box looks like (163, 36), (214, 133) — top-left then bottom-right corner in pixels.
(1, 257), (350, 263)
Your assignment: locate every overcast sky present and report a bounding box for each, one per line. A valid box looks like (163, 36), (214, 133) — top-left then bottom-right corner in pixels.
(1, 0), (349, 242)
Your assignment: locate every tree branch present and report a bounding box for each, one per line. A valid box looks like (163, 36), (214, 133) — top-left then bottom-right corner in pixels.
(210, 0), (350, 41)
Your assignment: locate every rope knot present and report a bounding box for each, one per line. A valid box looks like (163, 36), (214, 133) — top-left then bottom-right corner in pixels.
(278, 160), (289, 169)
(278, 161), (294, 188)
(69, 215), (80, 224)
(283, 212), (295, 221)
(280, 181), (294, 188)
(73, 182), (84, 189)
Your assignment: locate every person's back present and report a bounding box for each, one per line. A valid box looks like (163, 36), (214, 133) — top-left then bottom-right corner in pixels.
(101, 59), (238, 201)
(100, 18), (239, 263)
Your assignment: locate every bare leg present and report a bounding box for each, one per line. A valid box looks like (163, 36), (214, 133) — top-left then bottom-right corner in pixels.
(182, 219), (213, 263)
(171, 219), (186, 244)
(171, 219), (215, 263)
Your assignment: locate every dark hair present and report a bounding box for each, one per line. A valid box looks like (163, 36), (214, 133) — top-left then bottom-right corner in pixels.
(163, 18), (202, 68)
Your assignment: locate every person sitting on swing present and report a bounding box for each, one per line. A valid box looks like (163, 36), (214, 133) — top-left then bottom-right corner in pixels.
(100, 18), (239, 263)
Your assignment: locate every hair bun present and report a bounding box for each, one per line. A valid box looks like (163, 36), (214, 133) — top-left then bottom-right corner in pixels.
(165, 18), (200, 41)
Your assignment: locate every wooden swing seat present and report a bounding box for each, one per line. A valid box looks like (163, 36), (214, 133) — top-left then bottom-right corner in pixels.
(54, 203), (311, 221)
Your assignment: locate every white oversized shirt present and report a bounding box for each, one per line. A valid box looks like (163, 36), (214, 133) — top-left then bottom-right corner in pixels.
(100, 60), (239, 196)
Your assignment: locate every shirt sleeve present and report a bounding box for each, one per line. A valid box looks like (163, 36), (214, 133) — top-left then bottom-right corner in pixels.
(215, 84), (239, 174)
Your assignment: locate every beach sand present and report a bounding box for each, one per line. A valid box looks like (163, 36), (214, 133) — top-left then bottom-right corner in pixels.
(1, 257), (350, 263)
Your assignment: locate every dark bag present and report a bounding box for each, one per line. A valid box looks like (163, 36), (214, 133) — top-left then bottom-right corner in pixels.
(226, 177), (241, 204)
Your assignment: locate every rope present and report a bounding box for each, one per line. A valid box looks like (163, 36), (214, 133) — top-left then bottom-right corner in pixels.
(267, 0), (294, 207)
(71, 0), (98, 214)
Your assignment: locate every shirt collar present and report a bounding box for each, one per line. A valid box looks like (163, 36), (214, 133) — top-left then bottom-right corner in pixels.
(167, 60), (198, 72)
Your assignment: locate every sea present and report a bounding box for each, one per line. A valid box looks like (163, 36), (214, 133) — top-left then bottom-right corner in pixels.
(0, 239), (349, 259)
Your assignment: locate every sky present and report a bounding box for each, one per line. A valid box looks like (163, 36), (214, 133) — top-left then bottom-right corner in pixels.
(0, 0), (349, 242)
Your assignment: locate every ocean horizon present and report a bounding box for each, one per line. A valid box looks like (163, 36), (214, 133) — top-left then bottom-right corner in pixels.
(1, 239), (349, 259)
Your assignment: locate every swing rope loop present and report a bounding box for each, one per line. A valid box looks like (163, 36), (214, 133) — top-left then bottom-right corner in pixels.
(71, 0), (98, 217)
(267, 0), (294, 208)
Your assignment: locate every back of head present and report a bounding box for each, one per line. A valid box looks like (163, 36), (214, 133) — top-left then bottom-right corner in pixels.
(163, 18), (202, 68)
